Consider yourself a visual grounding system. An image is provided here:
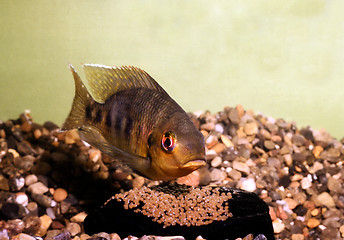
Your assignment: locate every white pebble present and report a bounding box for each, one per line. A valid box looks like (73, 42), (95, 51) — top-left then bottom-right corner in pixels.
(27, 182), (49, 195)
(46, 207), (56, 219)
(211, 156), (222, 168)
(301, 176), (312, 189)
(14, 177), (25, 190)
(215, 123), (224, 133)
(239, 178), (256, 192)
(15, 193), (28, 206)
(25, 174), (38, 186)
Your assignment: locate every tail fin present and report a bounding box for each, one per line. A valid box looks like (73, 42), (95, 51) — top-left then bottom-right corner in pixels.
(61, 64), (92, 131)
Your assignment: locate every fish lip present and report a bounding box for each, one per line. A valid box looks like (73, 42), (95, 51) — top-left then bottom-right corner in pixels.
(182, 158), (206, 169)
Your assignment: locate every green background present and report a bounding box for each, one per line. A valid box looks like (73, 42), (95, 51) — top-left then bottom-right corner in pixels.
(1, 0), (343, 139)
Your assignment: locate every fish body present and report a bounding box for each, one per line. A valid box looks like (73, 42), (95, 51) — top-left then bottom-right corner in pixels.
(62, 64), (206, 181)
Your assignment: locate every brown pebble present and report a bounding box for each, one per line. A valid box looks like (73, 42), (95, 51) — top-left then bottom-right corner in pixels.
(232, 161), (250, 175)
(66, 222), (81, 236)
(21, 122), (33, 133)
(53, 188), (68, 202)
(109, 233), (121, 240)
(314, 192), (335, 208)
(28, 182), (49, 195)
(70, 212), (88, 223)
(211, 156), (222, 168)
(12, 233), (36, 240)
(244, 122), (258, 136)
(33, 129), (42, 139)
(210, 143), (226, 154)
(132, 176), (145, 189)
(64, 129), (80, 144)
(264, 140), (275, 150)
(291, 233), (304, 240)
(36, 214), (52, 237)
(307, 218), (320, 229)
(340, 225), (344, 237)
(311, 208), (320, 217)
(284, 198), (298, 210)
(220, 135), (234, 148)
(227, 169), (242, 180)
(272, 219), (285, 233)
(312, 145), (323, 158)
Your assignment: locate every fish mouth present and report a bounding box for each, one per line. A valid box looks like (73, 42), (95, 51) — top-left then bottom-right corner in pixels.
(182, 158), (206, 169)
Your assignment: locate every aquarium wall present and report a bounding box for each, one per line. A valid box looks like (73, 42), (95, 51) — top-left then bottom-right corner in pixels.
(1, 0), (344, 139)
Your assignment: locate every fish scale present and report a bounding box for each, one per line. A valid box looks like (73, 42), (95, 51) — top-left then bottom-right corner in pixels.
(62, 64), (206, 181)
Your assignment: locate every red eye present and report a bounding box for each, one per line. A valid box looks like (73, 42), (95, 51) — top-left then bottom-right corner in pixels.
(162, 131), (176, 152)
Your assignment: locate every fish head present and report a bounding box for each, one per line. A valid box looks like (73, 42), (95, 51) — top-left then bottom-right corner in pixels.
(148, 112), (206, 181)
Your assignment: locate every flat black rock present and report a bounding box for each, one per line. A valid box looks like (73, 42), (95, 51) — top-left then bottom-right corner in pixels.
(84, 184), (275, 240)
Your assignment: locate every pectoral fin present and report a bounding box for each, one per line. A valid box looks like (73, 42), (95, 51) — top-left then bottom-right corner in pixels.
(78, 126), (151, 173)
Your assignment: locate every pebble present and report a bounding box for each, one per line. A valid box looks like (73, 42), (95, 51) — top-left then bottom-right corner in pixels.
(15, 192), (29, 206)
(238, 178), (256, 192)
(283, 198), (297, 210)
(31, 193), (56, 208)
(36, 214), (52, 237)
(27, 182), (49, 195)
(300, 177), (312, 189)
(220, 135), (234, 148)
(25, 174), (38, 186)
(291, 233), (304, 240)
(244, 122), (258, 136)
(307, 218), (320, 229)
(12, 233), (36, 240)
(227, 169), (242, 181)
(53, 188), (68, 202)
(340, 225), (344, 237)
(209, 168), (226, 182)
(327, 177), (342, 193)
(272, 219), (285, 233)
(211, 156), (222, 168)
(70, 212), (88, 223)
(232, 161), (250, 175)
(46, 229), (62, 238)
(66, 222), (81, 236)
(9, 176), (25, 191)
(14, 155), (35, 171)
(65, 129), (80, 144)
(132, 176), (145, 189)
(314, 192), (336, 208)
(26, 202), (38, 214)
(211, 143), (226, 154)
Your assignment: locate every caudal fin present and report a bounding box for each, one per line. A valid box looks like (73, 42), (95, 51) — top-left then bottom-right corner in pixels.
(61, 64), (92, 131)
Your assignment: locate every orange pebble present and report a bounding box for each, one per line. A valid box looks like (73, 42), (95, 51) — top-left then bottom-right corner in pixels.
(53, 188), (68, 202)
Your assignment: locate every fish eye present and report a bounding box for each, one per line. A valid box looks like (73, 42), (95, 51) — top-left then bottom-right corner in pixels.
(162, 131), (176, 152)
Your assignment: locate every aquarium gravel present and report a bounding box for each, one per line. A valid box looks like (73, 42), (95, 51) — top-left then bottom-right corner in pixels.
(0, 105), (344, 239)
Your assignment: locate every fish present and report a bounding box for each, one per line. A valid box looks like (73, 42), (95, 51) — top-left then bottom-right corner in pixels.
(61, 64), (206, 181)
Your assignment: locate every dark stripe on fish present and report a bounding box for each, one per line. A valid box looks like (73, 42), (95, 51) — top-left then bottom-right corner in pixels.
(114, 110), (123, 133)
(124, 116), (133, 138)
(105, 111), (112, 128)
(95, 109), (102, 123)
(86, 105), (92, 120)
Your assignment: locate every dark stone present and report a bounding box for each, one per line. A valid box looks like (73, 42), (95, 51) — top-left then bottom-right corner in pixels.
(278, 175), (291, 188)
(43, 121), (59, 131)
(293, 205), (307, 216)
(53, 231), (71, 240)
(17, 141), (35, 156)
(0, 202), (25, 220)
(84, 184), (275, 240)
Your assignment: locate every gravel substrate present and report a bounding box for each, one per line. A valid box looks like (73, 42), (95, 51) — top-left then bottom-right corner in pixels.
(0, 106), (344, 240)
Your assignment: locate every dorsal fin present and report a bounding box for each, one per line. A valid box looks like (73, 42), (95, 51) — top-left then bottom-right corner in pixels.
(83, 64), (168, 103)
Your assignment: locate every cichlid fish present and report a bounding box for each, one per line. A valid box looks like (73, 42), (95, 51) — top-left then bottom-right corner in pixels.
(61, 64), (206, 181)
